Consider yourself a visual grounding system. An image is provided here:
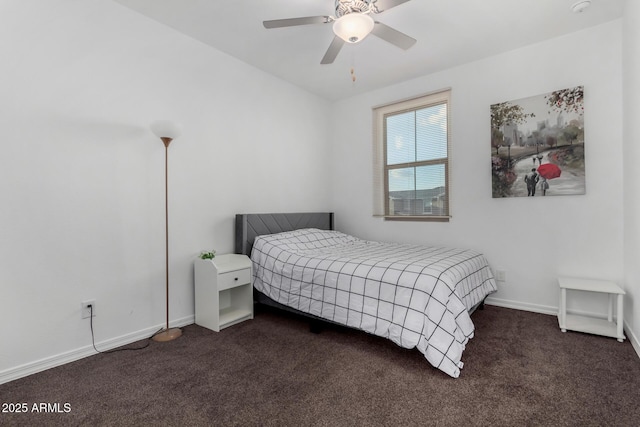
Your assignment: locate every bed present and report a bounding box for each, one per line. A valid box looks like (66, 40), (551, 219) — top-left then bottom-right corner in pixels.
(235, 212), (497, 378)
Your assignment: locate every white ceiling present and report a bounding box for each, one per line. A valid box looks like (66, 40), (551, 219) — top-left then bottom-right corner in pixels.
(112, 0), (624, 101)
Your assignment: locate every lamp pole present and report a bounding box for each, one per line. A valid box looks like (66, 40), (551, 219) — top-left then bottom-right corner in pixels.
(151, 121), (183, 342)
(163, 137), (171, 333)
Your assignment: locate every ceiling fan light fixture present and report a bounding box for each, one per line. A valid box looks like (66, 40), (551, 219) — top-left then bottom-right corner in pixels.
(332, 13), (375, 43)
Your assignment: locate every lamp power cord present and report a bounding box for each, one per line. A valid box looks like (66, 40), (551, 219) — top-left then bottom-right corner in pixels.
(88, 304), (161, 354)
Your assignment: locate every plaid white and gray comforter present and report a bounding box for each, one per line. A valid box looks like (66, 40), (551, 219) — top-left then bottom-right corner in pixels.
(251, 229), (497, 378)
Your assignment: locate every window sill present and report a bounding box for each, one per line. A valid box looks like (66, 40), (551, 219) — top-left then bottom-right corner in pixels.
(378, 215), (450, 222)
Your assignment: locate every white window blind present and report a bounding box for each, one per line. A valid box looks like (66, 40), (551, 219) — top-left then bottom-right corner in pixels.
(373, 90), (451, 221)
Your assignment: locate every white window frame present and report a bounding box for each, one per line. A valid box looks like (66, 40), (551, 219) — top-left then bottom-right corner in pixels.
(372, 89), (451, 221)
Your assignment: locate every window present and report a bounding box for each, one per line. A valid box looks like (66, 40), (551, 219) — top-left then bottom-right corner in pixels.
(373, 90), (451, 221)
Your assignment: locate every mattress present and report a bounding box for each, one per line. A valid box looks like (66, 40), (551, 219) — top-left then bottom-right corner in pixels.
(251, 228), (497, 377)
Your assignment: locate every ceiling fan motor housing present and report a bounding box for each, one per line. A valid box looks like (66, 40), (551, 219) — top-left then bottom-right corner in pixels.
(335, 0), (372, 18)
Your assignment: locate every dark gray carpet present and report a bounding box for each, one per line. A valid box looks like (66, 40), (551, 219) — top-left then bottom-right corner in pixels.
(1, 305), (639, 426)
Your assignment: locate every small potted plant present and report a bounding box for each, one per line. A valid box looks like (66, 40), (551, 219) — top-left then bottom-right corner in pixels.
(199, 250), (216, 260)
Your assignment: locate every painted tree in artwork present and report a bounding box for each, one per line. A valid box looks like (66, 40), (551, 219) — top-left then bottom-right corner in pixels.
(545, 86), (584, 115)
(490, 102), (535, 197)
(561, 124), (582, 145)
(545, 86), (584, 145)
(545, 135), (557, 149)
(490, 102), (536, 155)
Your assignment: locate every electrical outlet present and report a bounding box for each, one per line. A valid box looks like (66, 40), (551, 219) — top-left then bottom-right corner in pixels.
(495, 270), (507, 282)
(81, 300), (96, 319)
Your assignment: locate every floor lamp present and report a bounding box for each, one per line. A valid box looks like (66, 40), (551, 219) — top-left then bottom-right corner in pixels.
(150, 120), (183, 342)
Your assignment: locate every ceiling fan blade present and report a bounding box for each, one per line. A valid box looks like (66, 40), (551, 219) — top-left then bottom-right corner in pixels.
(371, 22), (416, 50)
(263, 16), (331, 29)
(372, 0), (411, 13)
(320, 36), (345, 64)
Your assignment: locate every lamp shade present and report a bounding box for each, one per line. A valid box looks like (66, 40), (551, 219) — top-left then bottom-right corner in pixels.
(150, 120), (182, 139)
(332, 13), (374, 43)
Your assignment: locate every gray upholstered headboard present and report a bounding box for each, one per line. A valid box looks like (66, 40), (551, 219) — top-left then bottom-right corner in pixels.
(235, 212), (334, 256)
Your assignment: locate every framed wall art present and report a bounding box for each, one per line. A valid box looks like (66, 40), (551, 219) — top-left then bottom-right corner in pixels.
(490, 86), (585, 198)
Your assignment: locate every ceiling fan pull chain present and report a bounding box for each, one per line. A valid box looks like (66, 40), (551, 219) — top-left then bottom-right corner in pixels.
(350, 48), (357, 83)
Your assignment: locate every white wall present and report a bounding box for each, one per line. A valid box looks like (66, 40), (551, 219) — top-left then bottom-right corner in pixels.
(0, 0), (331, 382)
(623, 0), (640, 354)
(330, 22), (625, 320)
(2, 1), (635, 384)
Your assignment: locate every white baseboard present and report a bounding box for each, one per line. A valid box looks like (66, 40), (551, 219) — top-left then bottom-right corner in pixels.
(485, 296), (640, 360)
(0, 316), (194, 385)
(625, 319), (640, 358)
(484, 296), (558, 316)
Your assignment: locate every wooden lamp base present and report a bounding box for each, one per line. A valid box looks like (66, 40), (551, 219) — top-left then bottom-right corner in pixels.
(152, 328), (182, 342)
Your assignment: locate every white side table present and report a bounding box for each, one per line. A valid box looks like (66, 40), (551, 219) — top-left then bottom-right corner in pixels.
(195, 254), (253, 332)
(558, 276), (625, 342)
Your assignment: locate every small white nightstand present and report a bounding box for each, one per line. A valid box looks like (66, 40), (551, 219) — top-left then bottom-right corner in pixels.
(195, 254), (253, 332)
(558, 276), (625, 342)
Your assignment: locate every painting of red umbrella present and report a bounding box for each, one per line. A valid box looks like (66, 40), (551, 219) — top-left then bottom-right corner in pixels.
(537, 163), (561, 179)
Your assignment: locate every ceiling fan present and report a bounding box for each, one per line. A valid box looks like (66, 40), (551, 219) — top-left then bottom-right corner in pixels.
(263, 0), (416, 64)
